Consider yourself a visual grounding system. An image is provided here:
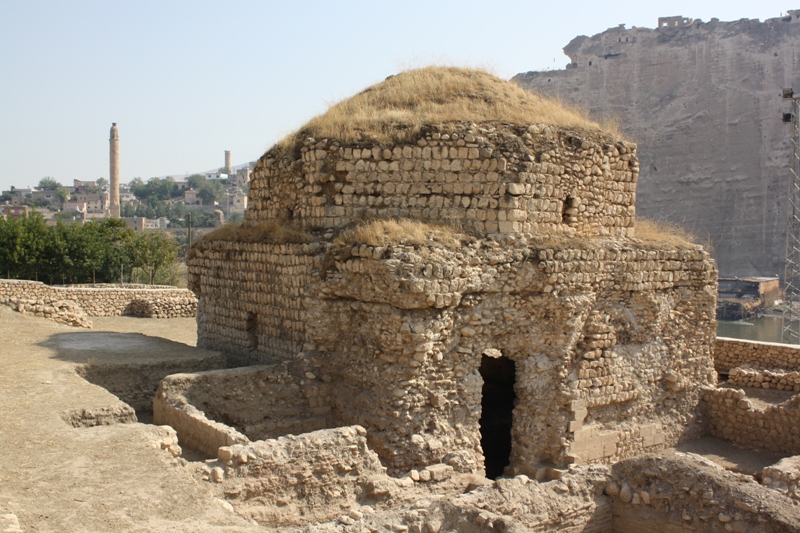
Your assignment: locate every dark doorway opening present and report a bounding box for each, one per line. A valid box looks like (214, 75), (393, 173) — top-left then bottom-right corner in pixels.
(479, 355), (516, 479)
(246, 312), (258, 350)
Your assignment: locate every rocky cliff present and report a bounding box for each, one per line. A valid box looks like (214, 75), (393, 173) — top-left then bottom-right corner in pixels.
(514, 11), (800, 277)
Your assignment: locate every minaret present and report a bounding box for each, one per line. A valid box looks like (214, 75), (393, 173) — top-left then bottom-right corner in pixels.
(224, 150), (231, 173)
(109, 123), (120, 217)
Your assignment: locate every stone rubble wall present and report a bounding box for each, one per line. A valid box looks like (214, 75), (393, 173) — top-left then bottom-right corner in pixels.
(5, 297), (92, 328)
(188, 233), (716, 474)
(207, 426), (386, 526)
(154, 363), (331, 451)
(607, 452), (800, 533)
(714, 337), (800, 373)
(127, 297), (198, 319)
(154, 373), (251, 458)
(247, 124), (638, 237)
(59, 404), (138, 428)
(703, 387), (800, 455)
(763, 455), (800, 501)
(0, 279), (196, 320)
(727, 366), (800, 392)
(433, 467), (612, 533)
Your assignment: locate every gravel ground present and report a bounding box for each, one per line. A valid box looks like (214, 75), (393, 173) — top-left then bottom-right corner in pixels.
(0, 306), (261, 532)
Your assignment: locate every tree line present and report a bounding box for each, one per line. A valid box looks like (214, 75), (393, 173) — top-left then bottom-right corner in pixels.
(0, 214), (178, 285)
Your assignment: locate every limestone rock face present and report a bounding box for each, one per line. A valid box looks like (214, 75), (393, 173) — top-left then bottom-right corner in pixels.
(513, 12), (800, 278)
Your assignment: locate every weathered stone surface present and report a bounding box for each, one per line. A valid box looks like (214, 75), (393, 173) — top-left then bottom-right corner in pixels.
(513, 11), (800, 278)
(185, 119), (717, 476)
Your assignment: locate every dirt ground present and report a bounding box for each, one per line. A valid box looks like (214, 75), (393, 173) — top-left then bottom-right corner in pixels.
(0, 306), (261, 532)
(1, 307), (792, 532)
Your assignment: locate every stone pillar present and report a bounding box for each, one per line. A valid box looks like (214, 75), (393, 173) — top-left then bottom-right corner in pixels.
(224, 150), (231, 172)
(109, 123), (120, 217)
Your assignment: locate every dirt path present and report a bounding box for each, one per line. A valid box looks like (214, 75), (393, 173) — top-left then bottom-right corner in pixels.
(0, 307), (261, 532)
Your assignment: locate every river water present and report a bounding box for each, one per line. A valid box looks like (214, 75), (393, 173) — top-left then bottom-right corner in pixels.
(717, 316), (800, 345)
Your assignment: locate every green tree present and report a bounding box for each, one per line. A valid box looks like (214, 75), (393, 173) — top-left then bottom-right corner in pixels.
(198, 180), (223, 205)
(121, 203), (135, 217)
(130, 231), (178, 285)
(54, 186), (71, 206)
(96, 177), (108, 188)
(187, 174), (205, 190)
(42, 220), (73, 284)
(0, 213), (49, 280)
(38, 177), (61, 190)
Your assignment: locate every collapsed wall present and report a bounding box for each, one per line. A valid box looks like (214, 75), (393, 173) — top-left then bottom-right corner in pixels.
(186, 69), (717, 477)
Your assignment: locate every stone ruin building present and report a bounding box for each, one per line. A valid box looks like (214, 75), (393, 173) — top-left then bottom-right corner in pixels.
(149, 68), (800, 530)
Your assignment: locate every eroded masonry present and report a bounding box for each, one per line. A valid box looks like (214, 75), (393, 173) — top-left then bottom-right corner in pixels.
(143, 69), (800, 531)
(171, 86), (716, 479)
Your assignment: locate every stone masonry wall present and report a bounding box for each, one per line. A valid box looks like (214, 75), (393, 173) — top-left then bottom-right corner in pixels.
(188, 233), (716, 474)
(4, 297), (92, 328)
(207, 426), (386, 526)
(189, 242), (320, 359)
(727, 366), (800, 392)
(0, 280), (196, 318)
(715, 337), (800, 373)
(247, 124), (637, 237)
(704, 387), (800, 455)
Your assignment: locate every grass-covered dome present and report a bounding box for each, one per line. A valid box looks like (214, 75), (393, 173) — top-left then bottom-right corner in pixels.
(273, 67), (609, 154)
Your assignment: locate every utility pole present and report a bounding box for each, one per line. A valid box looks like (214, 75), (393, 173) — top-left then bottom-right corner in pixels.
(186, 213), (192, 249)
(782, 88), (800, 343)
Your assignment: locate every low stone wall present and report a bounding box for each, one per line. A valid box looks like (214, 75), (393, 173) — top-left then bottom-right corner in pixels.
(154, 363), (332, 457)
(127, 297), (198, 319)
(209, 426), (386, 526)
(5, 297), (92, 328)
(727, 365), (800, 392)
(703, 387), (800, 455)
(715, 337), (800, 373)
(153, 375), (250, 458)
(0, 279), (196, 319)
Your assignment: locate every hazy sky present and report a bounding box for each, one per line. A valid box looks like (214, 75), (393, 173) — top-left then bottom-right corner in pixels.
(0, 1), (793, 191)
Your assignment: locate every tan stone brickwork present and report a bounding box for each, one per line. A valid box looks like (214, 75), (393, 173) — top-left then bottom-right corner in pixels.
(246, 124), (637, 238)
(188, 233), (716, 474)
(715, 337), (800, 373)
(704, 387), (800, 455)
(727, 366), (800, 392)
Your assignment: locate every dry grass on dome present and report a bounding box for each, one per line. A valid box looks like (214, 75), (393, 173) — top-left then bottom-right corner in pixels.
(334, 218), (464, 249)
(635, 219), (703, 250)
(273, 67), (611, 153)
(197, 221), (314, 245)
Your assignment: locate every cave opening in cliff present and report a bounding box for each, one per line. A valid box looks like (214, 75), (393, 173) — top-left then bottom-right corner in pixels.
(479, 354), (516, 479)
